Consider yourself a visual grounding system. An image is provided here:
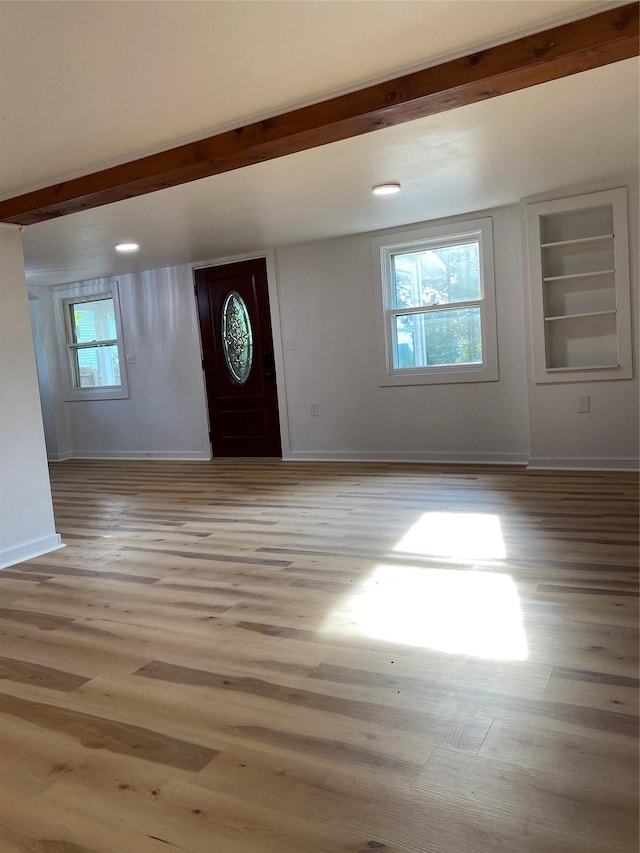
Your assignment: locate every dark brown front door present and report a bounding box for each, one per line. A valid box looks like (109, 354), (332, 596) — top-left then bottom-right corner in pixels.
(195, 259), (281, 457)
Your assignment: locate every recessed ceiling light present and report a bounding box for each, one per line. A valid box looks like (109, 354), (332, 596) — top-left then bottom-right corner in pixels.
(115, 242), (140, 253)
(372, 182), (401, 196)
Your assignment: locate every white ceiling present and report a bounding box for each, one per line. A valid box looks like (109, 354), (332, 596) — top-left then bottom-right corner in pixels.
(1, 0), (637, 287)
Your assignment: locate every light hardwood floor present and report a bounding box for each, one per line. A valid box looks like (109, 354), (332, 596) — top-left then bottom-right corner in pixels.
(0, 460), (638, 853)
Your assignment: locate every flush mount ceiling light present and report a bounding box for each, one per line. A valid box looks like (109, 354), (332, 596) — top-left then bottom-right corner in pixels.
(372, 182), (401, 196)
(115, 242), (140, 253)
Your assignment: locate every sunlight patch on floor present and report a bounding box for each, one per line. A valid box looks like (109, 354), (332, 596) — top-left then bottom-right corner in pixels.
(324, 565), (528, 660)
(394, 512), (506, 560)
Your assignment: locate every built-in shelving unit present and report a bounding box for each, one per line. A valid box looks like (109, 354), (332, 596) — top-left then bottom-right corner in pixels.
(524, 188), (632, 383)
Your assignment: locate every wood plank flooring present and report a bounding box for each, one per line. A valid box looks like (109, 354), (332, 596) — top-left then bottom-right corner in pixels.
(0, 460), (637, 853)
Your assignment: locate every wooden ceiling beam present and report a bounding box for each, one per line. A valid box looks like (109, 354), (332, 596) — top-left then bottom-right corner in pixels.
(1, 3), (637, 226)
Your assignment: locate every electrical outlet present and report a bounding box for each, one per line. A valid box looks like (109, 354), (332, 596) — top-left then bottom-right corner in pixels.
(577, 395), (590, 413)
(310, 402), (319, 417)
(284, 337), (296, 351)
(126, 352), (136, 364)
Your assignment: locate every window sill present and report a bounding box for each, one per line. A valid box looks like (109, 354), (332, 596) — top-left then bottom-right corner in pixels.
(378, 365), (499, 387)
(63, 387), (130, 402)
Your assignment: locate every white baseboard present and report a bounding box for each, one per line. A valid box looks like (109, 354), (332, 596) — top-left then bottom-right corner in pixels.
(0, 534), (65, 570)
(285, 450), (528, 465)
(527, 457), (640, 471)
(44, 449), (638, 470)
(70, 450), (212, 461)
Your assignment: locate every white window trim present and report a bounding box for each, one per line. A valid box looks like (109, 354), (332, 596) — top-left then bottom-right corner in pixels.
(53, 279), (129, 401)
(371, 217), (499, 386)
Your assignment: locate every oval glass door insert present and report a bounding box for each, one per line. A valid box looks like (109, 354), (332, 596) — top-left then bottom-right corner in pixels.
(221, 290), (253, 384)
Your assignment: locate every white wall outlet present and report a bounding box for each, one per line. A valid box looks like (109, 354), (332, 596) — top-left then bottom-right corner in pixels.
(577, 395), (590, 413)
(310, 402), (319, 417)
(126, 352), (136, 364)
(284, 337), (296, 351)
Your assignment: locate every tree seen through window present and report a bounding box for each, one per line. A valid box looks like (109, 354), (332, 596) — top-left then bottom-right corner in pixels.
(392, 242), (482, 368)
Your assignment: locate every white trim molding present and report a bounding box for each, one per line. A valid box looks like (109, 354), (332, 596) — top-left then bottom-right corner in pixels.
(0, 534), (64, 570)
(371, 217), (499, 387)
(52, 279), (130, 402)
(47, 451), (74, 462)
(527, 456), (639, 471)
(70, 450), (212, 461)
(286, 450), (528, 465)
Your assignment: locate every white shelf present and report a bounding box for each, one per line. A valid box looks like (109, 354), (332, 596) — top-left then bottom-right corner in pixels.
(540, 233), (613, 248)
(544, 309), (617, 322)
(546, 363), (620, 373)
(543, 269), (614, 283)
(524, 187), (632, 384)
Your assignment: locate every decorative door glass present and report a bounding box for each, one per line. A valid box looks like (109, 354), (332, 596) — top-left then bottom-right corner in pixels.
(221, 291), (253, 384)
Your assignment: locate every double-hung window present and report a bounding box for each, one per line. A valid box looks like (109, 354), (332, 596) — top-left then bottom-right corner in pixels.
(53, 280), (129, 401)
(372, 217), (499, 385)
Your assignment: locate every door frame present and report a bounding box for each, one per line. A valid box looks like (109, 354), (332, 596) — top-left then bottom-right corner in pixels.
(191, 250), (291, 459)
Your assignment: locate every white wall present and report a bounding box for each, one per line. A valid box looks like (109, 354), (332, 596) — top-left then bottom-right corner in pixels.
(29, 189), (638, 469)
(0, 225), (61, 568)
(276, 204), (531, 463)
(36, 266), (211, 460)
(29, 288), (72, 460)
